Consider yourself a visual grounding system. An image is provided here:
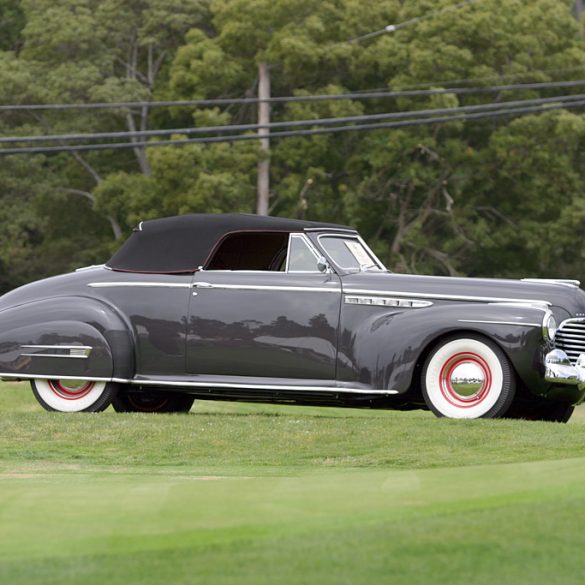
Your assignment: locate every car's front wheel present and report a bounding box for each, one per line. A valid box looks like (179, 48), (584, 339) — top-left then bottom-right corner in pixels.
(422, 335), (516, 419)
(31, 379), (118, 412)
(112, 389), (194, 413)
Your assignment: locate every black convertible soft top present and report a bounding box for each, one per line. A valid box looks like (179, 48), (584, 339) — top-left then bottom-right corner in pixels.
(107, 213), (355, 273)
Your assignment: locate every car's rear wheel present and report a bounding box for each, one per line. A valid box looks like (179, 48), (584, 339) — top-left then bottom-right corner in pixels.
(31, 379), (117, 412)
(112, 389), (194, 413)
(422, 335), (516, 419)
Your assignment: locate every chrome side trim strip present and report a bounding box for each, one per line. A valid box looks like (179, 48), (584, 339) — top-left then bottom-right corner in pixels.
(488, 302), (550, 311)
(0, 373), (112, 382)
(20, 354), (90, 359)
(192, 283), (342, 293)
(88, 281), (341, 293)
(343, 288), (552, 306)
(88, 282), (190, 289)
(127, 379), (398, 394)
(21, 345), (93, 351)
(0, 372), (398, 395)
(458, 319), (541, 327)
(20, 345), (93, 359)
(345, 295), (432, 308)
(522, 278), (581, 288)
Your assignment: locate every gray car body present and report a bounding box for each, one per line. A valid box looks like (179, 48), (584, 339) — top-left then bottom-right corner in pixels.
(1, 226), (584, 408)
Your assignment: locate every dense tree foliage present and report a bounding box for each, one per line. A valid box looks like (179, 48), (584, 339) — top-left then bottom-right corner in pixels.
(1, 0), (585, 290)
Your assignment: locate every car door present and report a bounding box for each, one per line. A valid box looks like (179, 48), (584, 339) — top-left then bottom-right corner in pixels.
(87, 273), (193, 376)
(186, 233), (342, 381)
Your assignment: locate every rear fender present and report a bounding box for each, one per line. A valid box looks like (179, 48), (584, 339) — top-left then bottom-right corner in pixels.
(0, 296), (134, 380)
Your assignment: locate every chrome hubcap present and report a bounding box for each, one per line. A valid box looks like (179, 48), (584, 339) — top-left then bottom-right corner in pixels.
(48, 379), (95, 400)
(449, 362), (486, 398)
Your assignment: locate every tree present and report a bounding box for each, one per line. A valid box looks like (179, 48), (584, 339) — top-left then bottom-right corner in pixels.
(0, 0), (213, 289)
(0, 0), (25, 52)
(20, 0), (210, 181)
(2, 0), (585, 292)
(342, 0), (585, 274)
(463, 111), (585, 281)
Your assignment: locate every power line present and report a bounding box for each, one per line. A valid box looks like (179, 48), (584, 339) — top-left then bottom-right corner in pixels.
(3, 92), (585, 145)
(2, 97), (585, 156)
(327, 66), (585, 93)
(2, 79), (585, 112)
(349, 0), (484, 42)
(388, 66), (585, 89)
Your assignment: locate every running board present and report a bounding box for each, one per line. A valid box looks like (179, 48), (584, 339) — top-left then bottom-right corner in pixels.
(0, 372), (398, 396)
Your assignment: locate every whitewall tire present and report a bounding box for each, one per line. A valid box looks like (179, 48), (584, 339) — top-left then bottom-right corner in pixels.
(31, 379), (117, 412)
(422, 335), (515, 419)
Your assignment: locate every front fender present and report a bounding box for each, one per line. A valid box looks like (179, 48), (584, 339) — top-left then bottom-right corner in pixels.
(337, 302), (549, 394)
(0, 296), (134, 380)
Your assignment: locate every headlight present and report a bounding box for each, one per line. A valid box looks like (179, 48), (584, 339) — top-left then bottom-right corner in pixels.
(543, 313), (558, 341)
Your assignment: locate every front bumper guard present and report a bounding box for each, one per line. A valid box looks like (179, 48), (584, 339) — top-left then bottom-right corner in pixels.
(544, 349), (585, 388)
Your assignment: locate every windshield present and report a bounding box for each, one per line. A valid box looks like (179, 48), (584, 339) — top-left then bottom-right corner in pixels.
(319, 236), (384, 271)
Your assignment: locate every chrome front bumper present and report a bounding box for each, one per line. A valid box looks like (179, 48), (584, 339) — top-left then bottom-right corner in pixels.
(544, 349), (585, 387)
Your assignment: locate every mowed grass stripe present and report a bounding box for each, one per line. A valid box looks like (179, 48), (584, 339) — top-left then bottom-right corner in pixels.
(3, 382), (585, 584)
(1, 461), (585, 583)
(2, 382), (585, 471)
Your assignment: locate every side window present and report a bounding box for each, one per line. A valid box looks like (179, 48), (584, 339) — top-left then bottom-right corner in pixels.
(206, 232), (288, 271)
(287, 235), (319, 272)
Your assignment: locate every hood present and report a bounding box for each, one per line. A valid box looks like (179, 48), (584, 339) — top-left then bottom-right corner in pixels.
(341, 272), (585, 320)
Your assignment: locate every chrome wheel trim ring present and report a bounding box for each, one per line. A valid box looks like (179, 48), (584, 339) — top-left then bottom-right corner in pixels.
(440, 353), (491, 407)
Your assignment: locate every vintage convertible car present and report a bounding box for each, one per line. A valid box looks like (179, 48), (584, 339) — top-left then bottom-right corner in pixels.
(0, 213), (584, 421)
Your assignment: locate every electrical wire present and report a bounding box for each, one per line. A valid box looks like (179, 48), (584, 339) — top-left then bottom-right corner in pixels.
(401, 66), (585, 89)
(2, 92), (585, 144)
(349, 0), (484, 42)
(2, 97), (584, 156)
(2, 79), (585, 112)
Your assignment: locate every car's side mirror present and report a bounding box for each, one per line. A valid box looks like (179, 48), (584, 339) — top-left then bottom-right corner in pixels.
(317, 256), (331, 274)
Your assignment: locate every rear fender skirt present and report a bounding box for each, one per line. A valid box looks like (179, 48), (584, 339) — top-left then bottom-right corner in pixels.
(337, 302), (550, 394)
(0, 296), (134, 379)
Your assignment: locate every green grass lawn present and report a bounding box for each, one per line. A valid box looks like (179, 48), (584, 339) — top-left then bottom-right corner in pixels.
(2, 381), (585, 584)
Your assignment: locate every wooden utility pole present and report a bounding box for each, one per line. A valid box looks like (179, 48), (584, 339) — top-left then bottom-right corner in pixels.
(256, 62), (271, 216)
(577, 0), (584, 36)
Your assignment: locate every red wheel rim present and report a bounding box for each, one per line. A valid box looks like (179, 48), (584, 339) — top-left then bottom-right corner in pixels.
(438, 352), (492, 409)
(48, 380), (95, 401)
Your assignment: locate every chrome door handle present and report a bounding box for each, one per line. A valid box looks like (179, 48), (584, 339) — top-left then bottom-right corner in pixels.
(193, 282), (214, 289)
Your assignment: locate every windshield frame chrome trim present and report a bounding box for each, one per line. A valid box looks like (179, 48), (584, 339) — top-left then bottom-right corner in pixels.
(316, 234), (386, 272)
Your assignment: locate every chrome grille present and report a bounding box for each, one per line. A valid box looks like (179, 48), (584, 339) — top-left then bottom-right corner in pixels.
(554, 319), (585, 364)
